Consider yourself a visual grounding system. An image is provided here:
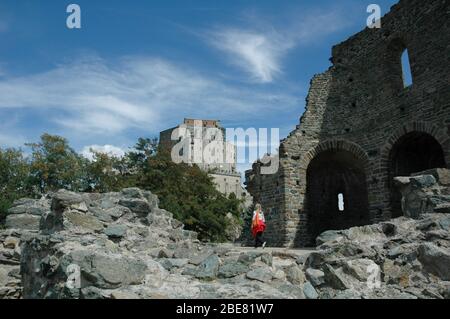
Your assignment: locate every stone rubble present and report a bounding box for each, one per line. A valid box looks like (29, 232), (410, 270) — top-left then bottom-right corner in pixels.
(394, 168), (450, 218)
(0, 229), (23, 299)
(0, 182), (449, 299)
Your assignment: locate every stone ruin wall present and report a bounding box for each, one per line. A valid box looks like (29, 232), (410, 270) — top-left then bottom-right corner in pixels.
(245, 0), (450, 248)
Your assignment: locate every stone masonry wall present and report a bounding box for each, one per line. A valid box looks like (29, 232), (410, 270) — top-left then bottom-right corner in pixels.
(245, 0), (450, 248)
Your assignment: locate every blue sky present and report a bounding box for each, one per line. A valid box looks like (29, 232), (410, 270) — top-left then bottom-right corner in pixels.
(0, 0), (398, 172)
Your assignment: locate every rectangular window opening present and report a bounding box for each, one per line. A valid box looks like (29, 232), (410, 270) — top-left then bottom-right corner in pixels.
(401, 49), (413, 88)
(338, 193), (345, 212)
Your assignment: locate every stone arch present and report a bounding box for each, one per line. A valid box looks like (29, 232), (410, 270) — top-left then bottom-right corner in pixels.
(300, 140), (371, 242)
(300, 139), (370, 171)
(381, 122), (449, 217)
(380, 121), (450, 166)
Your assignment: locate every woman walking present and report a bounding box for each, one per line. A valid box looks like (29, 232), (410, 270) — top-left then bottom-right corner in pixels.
(251, 203), (267, 248)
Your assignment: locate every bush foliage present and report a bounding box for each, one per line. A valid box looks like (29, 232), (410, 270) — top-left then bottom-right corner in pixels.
(0, 134), (242, 241)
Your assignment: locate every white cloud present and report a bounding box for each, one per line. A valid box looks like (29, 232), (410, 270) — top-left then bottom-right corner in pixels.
(81, 144), (126, 161)
(0, 56), (299, 137)
(207, 9), (352, 83)
(210, 29), (290, 83)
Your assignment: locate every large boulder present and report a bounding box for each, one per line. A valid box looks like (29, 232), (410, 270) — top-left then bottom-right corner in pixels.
(194, 255), (220, 280)
(316, 230), (344, 246)
(21, 236), (149, 298)
(285, 265), (306, 285)
(159, 258), (189, 271)
(412, 168), (450, 186)
(51, 190), (85, 212)
(218, 261), (249, 278)
(63, 211), (104, 233)
(5, 214), (40, 231)
(5, 198), (49, 231)
(303, 281), (319, 299)
(382, 259), (412, 287)
(104, 224), (128, 239)
(118, 199), (152, 217)
(8, 198), (49, 216)
(394, 170), (450, 219)
(323, 264), (352, 290)
(305, 268), (325, 287)
(418, 243), (450, 280)
(342, 259), (380, 282)
(246, 266), (273, 283)
(66, 250), (148, 289)
(91, 206), (130, 223)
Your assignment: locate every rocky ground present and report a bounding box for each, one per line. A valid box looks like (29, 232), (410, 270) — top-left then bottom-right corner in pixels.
(0, 170), (449, 299)
(0, 229), (22, 298)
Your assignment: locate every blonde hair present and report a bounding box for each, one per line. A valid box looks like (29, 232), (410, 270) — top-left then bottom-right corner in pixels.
(255, 203), (262, 212)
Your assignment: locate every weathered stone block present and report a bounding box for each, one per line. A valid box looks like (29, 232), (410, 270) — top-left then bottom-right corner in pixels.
(5, 214), (40, 231)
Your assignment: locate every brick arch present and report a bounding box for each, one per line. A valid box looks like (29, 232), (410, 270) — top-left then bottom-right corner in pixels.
(380, 121), (449, 218)
(299, 139), (370, 171)
(298, 139), (371, 243)
(380, 121), (450, 167)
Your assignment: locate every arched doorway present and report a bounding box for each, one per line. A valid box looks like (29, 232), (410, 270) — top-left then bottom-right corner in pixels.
(306, 149), (370, 240)
(389, 131), (446, 217)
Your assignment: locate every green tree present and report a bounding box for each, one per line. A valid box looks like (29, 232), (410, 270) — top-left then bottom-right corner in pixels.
(0, 148), (31, 223)
(84, 151), (131, 193)
(1, 133), (243, 241)
(126, 137), (158, 169)
(26, 133), (85, 193)
(130, 142), (242, 242)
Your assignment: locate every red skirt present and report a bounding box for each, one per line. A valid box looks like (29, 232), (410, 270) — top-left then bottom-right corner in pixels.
(251, 223), (266, 238)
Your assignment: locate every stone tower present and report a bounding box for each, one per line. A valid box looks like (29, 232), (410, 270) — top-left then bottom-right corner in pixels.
(245, 0), (450, 247)
(160, 118), (247, 199)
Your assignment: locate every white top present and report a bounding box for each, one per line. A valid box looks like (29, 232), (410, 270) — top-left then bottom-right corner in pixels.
(252, 211), (265, 223)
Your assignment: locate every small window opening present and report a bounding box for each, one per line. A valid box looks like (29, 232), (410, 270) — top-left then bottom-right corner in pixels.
(401, 49), (413, 87)
(338, 193), (345, 212)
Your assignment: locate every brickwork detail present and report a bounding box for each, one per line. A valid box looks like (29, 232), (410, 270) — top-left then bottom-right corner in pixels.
(245, 0), (450, 247)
